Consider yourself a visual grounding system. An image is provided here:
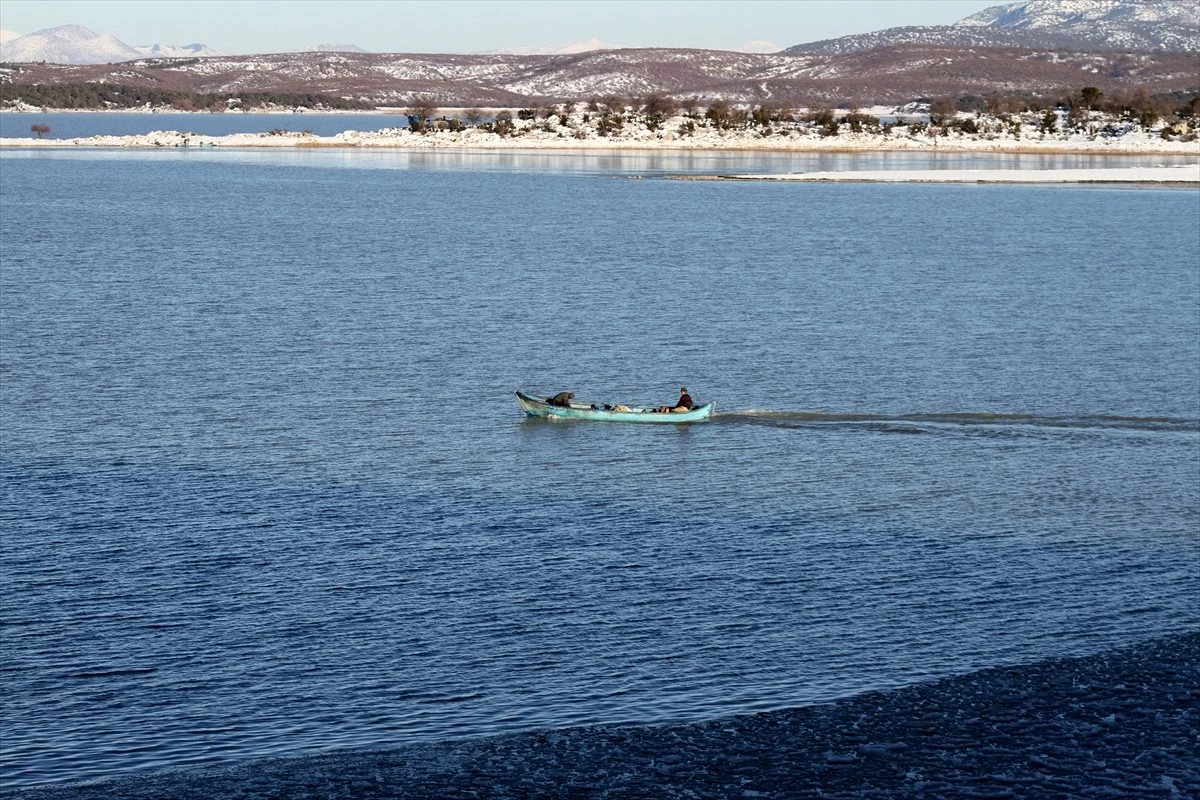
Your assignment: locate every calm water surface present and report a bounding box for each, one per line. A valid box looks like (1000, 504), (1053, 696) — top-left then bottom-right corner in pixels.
(1, 148), (1197, 788)
(0, 112), (413, 139)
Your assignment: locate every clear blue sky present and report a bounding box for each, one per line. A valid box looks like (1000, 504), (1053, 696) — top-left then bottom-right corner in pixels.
(0, 1), (999, 53)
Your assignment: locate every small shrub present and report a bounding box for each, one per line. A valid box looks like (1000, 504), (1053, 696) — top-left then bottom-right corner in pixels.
(843, 112), (879, 133)
(492, 110), (515, 137)
(803, 108), (835, 127)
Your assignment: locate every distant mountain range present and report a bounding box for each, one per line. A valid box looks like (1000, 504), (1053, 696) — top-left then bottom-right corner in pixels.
(0, 1), (1195, 110)
(0, 24), (224, 63)
(487, 38), (630, 56)
(2, 1), (1196, 67)
(0, 26), (787, 63)
(486, 38), (783, 56)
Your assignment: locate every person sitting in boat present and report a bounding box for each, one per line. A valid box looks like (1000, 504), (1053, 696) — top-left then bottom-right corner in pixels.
(547, 391), (575, 407)
(659, 387), (694, 413)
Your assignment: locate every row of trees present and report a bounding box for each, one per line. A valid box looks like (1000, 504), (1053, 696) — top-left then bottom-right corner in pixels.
(403, 86), (1197, 140)
(4, 81), (1194, 136)
(927, 87), (1199, 129)
(408, 87), (1195, 126)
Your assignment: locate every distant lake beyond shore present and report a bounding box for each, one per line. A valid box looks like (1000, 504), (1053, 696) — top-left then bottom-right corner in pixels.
(0, 111), (412, 139)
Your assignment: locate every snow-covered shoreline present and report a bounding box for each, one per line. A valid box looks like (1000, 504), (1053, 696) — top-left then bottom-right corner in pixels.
(3, 124), (1199, 158)
(3, 101), (1199, 158)
(714, 165), (1200, 183)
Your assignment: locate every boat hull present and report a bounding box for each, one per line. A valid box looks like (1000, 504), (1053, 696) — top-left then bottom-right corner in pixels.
(515, 391), (714, 423)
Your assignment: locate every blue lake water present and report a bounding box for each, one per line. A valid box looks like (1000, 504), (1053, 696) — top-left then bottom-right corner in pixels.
(0, 147), (1198, 789)
(0, 112), (412, 139)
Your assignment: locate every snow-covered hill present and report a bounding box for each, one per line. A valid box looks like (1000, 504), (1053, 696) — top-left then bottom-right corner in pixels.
(0, 24), (141, 64)
(487, 38), (628, 56)
(4, 44), (1195, 109)
(734, 40), (783, 54)
(0, 24), (222, 64)
(305, 44), (370, 54)
(958, 0), (1200, 51)
(788, 0), (1199, 54)
(137, 42), (224, 58)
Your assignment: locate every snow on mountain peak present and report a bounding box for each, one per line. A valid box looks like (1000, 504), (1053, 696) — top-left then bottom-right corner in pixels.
(487, 37), (627, 56)
(306, 43), (370, 53)
(789, 0), (1198, 54)
(0, 24), (141, 64)
(0, 24), (222, 64)
(734, 40), (783, 54)
(137, 42), (225, 58)
(960, 0), (1199, 51)
(959, 0), (1199, 29)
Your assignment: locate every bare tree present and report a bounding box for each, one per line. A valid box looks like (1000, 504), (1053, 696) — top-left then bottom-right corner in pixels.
(706, 99), (733, 128)
(929, 97), (957, 125)
(405, 97), (439, 131)
(641, 94), (677, 119)
(492, 109), (515, 136)
(1077, 86), (1103, 111)
(601, 95), (626, 115)
(462, 107), (485, 126)
(985, 93), (1007, 117)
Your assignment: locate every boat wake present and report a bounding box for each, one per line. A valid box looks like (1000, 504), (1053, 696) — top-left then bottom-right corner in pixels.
(715, 410), (1200, 436)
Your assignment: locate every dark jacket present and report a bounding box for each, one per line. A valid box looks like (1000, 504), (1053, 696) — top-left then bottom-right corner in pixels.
(676, 392), (694, 409)
(548, 392), (575, 407)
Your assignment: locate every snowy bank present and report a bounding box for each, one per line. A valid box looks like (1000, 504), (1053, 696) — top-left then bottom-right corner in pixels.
(4, 632), (1197, 799)
(2, 123), (1199, 157)
(715, 165), (1200, 184)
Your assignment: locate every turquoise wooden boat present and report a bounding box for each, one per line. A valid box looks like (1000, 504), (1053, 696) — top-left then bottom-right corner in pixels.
(516, 391), (715, 423)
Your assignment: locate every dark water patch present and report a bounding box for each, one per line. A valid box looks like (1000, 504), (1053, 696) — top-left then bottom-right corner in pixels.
(5, 633), (1194, 800)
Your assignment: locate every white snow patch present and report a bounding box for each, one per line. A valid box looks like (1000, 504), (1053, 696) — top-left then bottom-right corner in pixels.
(734, 40), (784, 54)
(725, 166), (1200, 183)
(486, 37), (627, 55)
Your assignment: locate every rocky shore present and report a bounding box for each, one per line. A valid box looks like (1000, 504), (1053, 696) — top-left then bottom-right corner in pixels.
(6, 632), (1197, 800)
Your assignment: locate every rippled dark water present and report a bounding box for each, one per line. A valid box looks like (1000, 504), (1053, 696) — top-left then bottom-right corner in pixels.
(1, 149), (1197, 788)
